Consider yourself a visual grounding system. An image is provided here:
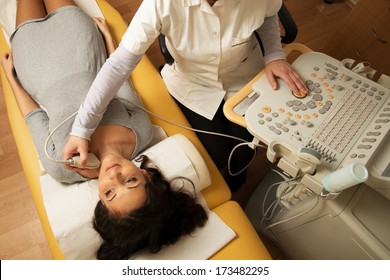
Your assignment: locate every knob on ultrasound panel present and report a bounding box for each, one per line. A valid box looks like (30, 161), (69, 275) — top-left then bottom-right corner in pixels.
(292, 90), (307, 99)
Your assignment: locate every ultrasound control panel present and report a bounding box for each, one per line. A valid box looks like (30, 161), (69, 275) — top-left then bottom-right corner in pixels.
(245, 52), (390, 176)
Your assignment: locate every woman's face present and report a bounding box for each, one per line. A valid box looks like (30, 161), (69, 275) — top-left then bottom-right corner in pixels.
(98, 156), (148, 217)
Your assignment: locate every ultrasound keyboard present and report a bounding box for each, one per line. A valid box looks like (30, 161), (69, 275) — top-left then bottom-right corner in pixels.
(245, 52), (390, 172)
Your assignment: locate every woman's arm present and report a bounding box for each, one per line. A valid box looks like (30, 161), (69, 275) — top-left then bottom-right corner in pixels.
(1, 52), (97, 182)
(1, 52), (39, 116)
(93, 17), (117, 55)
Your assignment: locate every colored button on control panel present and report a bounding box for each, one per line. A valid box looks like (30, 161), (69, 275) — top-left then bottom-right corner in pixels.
(262, 106), (271, 113)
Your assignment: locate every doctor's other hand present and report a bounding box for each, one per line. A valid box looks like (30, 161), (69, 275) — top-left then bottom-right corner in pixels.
(265, 59), (308, 97)
(62, 135), (89, 167)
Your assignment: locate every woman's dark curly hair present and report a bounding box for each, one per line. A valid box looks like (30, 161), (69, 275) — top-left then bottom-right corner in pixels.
(93, 155), (208, 260)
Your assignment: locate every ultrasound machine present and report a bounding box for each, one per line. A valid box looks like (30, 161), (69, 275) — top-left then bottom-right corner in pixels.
(224, 44), (390, 259)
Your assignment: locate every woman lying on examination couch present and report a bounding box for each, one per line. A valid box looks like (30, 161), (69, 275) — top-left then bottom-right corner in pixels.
(1, 0), (207, 260)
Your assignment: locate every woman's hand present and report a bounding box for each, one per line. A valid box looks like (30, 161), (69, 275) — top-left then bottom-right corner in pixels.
(62, 135), (90, 167)
(93, 17), (111, 38)
(1, 51), (15, 80)
(2, 51), (40, 116)
(265, 59), (308, 98)
(93, 17), (116, 54)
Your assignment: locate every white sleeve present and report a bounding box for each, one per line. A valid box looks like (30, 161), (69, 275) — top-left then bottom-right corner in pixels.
(256, 15), (286, 64)
(70, 44), (143, 140)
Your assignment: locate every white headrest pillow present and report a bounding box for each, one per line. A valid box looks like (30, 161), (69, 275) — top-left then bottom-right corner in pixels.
(143, 134), (212, 192)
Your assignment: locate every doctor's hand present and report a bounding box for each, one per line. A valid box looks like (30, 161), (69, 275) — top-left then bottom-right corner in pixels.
(62, 135), (89, 167)
(265, 59), (308, 98)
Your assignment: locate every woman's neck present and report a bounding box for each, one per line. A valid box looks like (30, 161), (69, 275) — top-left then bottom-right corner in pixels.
(89, 125), (136, 161)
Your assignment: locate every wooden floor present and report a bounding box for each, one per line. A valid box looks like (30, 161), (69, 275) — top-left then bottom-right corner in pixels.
(0, 0), (352, 260)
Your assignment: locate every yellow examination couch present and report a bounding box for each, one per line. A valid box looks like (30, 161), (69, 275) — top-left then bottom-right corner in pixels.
(0, 0), (271, 260)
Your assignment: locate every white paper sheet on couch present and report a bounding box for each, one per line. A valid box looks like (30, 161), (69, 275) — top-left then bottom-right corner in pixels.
(41, 135), (236, 260)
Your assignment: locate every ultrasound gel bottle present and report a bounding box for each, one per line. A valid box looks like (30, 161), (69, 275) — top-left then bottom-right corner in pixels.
(322, 162), (369, 193)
